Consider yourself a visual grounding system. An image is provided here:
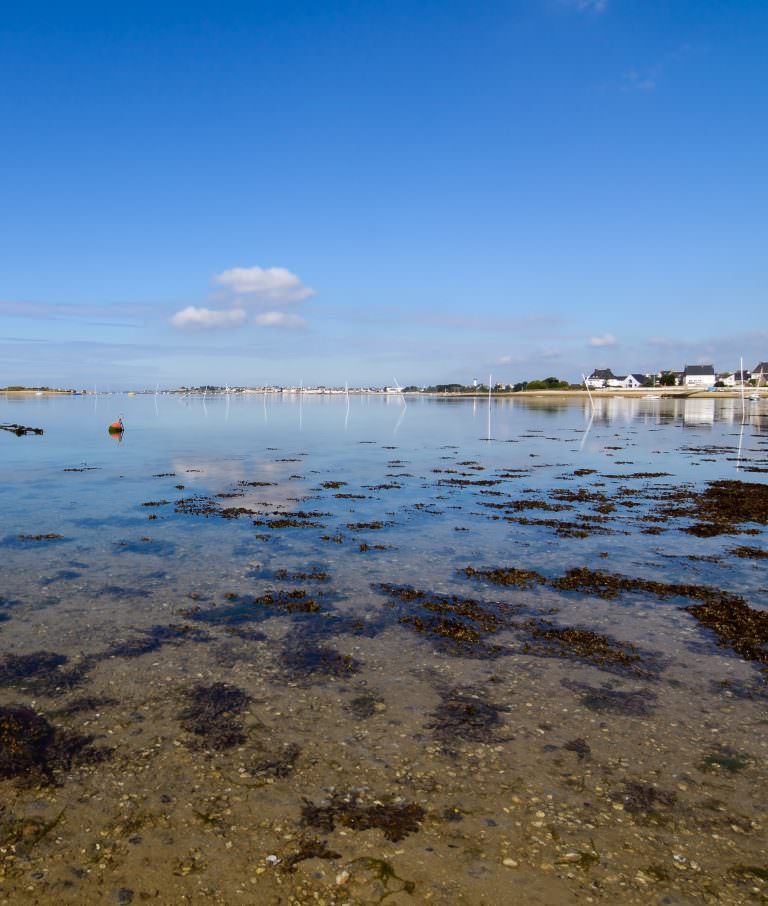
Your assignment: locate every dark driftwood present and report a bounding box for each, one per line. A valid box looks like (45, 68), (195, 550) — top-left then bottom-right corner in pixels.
(0, 424), (44, 436)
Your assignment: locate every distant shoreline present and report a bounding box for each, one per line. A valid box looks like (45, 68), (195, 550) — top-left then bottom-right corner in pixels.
(3, 387), (762, 400)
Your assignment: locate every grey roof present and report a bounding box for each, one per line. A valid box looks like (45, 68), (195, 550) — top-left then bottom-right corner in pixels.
(588, 369), (615, 379)
(683, 364), (715, 376)
(753, 362), (768, 374)
(629, 373), (648, 383)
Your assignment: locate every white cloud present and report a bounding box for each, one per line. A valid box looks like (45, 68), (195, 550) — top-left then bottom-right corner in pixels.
(253, 311), (307, 329)
(214, 266), (314, 302)
(170, 307), (247, 329)
(563, 0), (608, 13)
(621, 69), (657, 92)
(588, 333), (618, 347)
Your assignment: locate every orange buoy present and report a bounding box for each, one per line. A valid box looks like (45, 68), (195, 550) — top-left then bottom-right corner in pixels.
(108, 417), (124, 434)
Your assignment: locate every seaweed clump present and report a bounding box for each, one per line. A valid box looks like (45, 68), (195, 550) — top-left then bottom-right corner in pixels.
(0, 423), (43, 436)
(520, 619), (651, 676)
(0, 705), (110, 783)
(178, 683), (250, 750)
(426, 688), (508, 743)
(184, 590), (321, 627)
(731, 546), (768, 560)
(462, 566), (545, 588)
(281, 837), (341, 872)
(301, 792), (425, 842)
(377, 583), (514, 658)
(684, 598), (768, 667)
(614, 782), (677, 820)
(103, 623), (209, 659)
(0, 651), (92, 696)
(280, 644), (361, 680)
(662, 479), (768, 536)
(561, 679), (656, 716)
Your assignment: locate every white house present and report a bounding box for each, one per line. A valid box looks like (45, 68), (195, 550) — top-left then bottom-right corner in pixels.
(752, 362), (768, 386)
(622, 373), (648, 389)
(586, 368), (616, 389)
(723, 370), (751, 387)
(682, 364), (715, 388)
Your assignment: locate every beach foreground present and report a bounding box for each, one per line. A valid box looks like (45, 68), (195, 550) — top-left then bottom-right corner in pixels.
(0, 394), (766, 904)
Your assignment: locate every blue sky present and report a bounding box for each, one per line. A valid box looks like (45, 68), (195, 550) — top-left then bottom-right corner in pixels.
(1, 0), (766, 388)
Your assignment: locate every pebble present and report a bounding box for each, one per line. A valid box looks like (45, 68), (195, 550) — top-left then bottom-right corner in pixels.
(502, 858), (519, 868)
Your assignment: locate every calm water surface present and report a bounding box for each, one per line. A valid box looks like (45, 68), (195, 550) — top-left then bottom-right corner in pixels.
(1, 393), (766, 905)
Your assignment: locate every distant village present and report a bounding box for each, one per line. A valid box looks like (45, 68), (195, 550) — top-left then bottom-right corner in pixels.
(585, 361), (768, 390)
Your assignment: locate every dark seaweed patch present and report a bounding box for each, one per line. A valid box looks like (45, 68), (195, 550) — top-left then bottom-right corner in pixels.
(184, 590), (321, 627)
(462, 566), (545, 588)
(503, 516), (613, 538)
(301, 792), (425, 842)
(114, 537), (176, 556)
(614, 782), (677, 819)
(280, 643), (361, 680)
(464, 562), (745, 608)
(281, 837), (340, 873)
(684, 598), (768, 666)
(273, 568), (330, 582)
(426, 687), (508, 743)
(264, 517), (323, 529)
(0, 424), (43, 436)
(178, 683), (250, 750)
(175, 496), (257, 519)
(437, 478), (502, 487)
(99, 585), (152, 599)
(700, 746), (752, 774)
(0, 705), (110, 783)
(349, 692), (380, 720)
(731, 546), (768, 559)
(40, 569), (82, 586)
(520, 619), (651, 676)
(248, 742), (301, 780)
(103, 624), (209, 659)
(561, 679), (656, 716)
(564, 738), (591, 761)
(0, 651), (92, 696)
(661, 479), (768, 536)
(481, 499), (571, 513)
(14, 533), (64, 544)
(346, 521), (389, 530)
(52, 696), (118, 717)
(376, 583), (514, 659)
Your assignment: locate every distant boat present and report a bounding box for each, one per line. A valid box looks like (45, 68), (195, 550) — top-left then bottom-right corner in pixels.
(643, 394), (661, 400)
(749, 393), (760, 402)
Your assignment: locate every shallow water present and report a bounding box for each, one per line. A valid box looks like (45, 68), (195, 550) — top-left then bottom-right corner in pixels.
(1, 392), (767, 904)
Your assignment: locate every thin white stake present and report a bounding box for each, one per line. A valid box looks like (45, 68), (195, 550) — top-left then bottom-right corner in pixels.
(583, 374), (596, 412)
(487, 374), (492, 441)
(740, 356), (746, 423)
(345, 381), (350, 431)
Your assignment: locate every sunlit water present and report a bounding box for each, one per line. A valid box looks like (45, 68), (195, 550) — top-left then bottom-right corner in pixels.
(1, 392), (766, 905)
